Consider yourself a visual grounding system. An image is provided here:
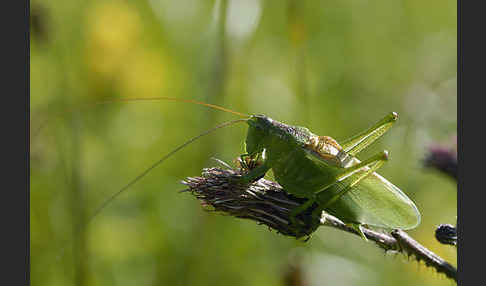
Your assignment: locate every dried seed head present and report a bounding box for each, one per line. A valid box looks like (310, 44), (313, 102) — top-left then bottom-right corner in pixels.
(181, 167), (321, 238)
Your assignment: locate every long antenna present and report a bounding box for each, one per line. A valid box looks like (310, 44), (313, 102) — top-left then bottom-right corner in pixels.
(86, 118), (248, 224)
(96, 97), (249, 118)
(33, 96), (248, 139)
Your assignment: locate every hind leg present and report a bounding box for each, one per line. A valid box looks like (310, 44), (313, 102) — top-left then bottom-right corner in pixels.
(312, 154), (388, 240)
(291, 150), (389, 230)
(341, 112), (398, 156)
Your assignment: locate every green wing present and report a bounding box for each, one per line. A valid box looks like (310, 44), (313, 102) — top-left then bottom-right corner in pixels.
(305, 150), (421, 229)
(323, 170), (421, 229)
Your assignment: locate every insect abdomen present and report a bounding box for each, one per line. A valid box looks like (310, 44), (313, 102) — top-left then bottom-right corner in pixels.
(269, 148), (340, 198)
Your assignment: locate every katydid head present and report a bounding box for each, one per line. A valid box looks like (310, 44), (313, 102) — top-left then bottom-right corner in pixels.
(245, 115), (271, 155)
(245, 115), (314, 156)
(247, 114), (300, 134)
(247, 114), (273, 128)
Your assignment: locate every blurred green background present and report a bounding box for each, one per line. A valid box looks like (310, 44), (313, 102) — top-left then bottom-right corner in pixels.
(30, 0), (457, 285)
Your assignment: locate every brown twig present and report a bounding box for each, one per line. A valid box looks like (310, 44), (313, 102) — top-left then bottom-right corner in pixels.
(182, 167), (457, 283)
(391, 229), (457, 282)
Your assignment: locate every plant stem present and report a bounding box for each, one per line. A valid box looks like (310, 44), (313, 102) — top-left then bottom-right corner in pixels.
(182, 167), (457, 283)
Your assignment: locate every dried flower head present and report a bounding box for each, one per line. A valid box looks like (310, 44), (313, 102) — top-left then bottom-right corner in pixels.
(182, 167), (321, 238)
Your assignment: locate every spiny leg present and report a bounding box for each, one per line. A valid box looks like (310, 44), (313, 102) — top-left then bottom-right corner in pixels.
(323, 152), (388, 208)
(341, 112), (397, 156)
(306, 149), (390, 193)
(238, 150), (267, 170)
(335, 150), (389, 182)
(313, 152), (389, 240)
(237, 153), (251, 170)
(238, 163), (270, 184)
(289, 150), (389, 232)
(236, 152), (270, 185)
